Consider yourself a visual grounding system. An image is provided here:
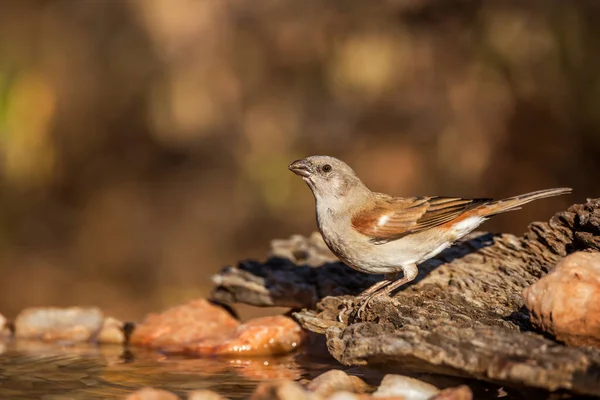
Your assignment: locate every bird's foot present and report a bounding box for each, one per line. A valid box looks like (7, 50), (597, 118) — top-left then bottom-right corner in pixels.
(336, 298), (354, 323)
(345, 293), (380, 323)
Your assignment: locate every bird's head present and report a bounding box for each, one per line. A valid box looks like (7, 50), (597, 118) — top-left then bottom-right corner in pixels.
(288, 155), (368, 204)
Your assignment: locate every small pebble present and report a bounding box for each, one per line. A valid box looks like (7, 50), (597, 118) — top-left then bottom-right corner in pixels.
(373, 375), (439, 400)
(307, 370), (367, 396)
(188, 389), (228, 400)
(126, 387), (179, 400)
(96, 317), (125, 344)
(250, 380), (310, 400)
(430, 385), (473, 400)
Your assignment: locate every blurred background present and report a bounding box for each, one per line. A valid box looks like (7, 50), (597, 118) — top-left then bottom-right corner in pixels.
(0, 0), (598, 321)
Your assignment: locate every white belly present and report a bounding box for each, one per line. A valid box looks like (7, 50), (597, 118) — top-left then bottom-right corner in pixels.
(317, 207), (485, 275)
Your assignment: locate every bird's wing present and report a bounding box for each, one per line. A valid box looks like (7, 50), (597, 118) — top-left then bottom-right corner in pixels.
(351, 195), (491, 244)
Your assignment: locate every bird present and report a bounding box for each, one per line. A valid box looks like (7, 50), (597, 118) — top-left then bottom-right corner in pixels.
(288, 155), (572, 319)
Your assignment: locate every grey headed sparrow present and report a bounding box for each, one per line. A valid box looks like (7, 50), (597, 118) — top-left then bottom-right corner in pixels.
(289, 155), (572, 318)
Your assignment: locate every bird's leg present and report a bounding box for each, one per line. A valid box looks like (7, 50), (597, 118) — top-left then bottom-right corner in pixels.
(351, 264), (418, 322)
(337, 273), (397, 323)
(378, 263), (418, 297)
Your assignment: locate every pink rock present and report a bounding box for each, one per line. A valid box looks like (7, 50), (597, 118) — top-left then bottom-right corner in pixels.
(130, 299), (240, 349)
(522, 251), (600, 347)
(210, 315), (305, 356)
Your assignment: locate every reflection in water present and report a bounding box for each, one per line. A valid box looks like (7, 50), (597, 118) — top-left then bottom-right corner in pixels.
(0, 341), (545, 399)
(0, 341), (336, 399)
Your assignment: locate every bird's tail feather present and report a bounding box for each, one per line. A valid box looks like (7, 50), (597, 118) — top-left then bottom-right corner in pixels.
(481, 187), (572, 217)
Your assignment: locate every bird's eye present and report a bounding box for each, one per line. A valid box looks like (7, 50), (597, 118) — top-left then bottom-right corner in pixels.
(322, 164), (332, 173)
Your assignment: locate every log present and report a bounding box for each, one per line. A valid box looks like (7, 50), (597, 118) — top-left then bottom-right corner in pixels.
(210, 198), (600, 396)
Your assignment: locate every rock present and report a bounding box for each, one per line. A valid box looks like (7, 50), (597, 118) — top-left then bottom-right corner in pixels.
(211, 257), (382, 310)
(270, 232), (338, 266)
(97, 316), (125, 344)
(306, 370), (368, 396)
(126, 387), (179, 400)
(327, 392), (362, 400)
(188, 389), (228, 400)
(250, 380), (310, 400)
(210, 315), (305, 356)
(523, 251), (600, 347)
(429, 385), (472, 400)
(131, 300), (304, 356)
(372, 375), (439, 400)
(129, 299), (239, 349)
(218, 198), (600, 396)
(14, 306), (104, 342)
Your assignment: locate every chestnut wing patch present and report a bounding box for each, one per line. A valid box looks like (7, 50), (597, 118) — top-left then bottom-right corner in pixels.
(351, 196), (491, 244)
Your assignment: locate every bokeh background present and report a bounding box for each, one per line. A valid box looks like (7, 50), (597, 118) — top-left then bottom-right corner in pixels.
(0, 0), (598, 321)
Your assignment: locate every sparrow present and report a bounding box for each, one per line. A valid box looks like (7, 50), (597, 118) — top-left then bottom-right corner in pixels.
(288, 155), (572, 319)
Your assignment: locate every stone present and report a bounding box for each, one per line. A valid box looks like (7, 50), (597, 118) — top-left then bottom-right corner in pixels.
(250, 380), (310, 400)
(188, 389), (228, 400)
(429, 385), (472, 400)
(96, 316), (125, 344)
(210, 315), (304, 356)
(129, 299), (239, 349)
(372, 375), (439, 400)
(270, 232), (338, 266)
(125, 387), (179, 400)
(523, 251), (600, 347)
(14, 306), (104, 342)
(306, 370), (367, 396)
(327, 392), (362, 400)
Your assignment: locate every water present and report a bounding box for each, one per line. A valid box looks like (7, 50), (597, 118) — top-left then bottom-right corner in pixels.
(0, 341), (339, 399)
(0, 341), (558, 399)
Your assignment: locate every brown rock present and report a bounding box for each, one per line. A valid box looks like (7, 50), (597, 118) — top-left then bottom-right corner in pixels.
(126, 387), (179, 400)
(188, 389), (228, 400)
(250, 380), (310, 400)
(14, 306), (104, 342)
(270, 232), (338, 266)
(372, 375), (439, 400)
(327, 392), (363, 400)
(96, 316), (125, 344)
(307, 370), (368, 396)
(129, 299), (239, 349)
(523, 251), (600, 347)
(429, 385), (472, 400)
(210, 315), (304, 356)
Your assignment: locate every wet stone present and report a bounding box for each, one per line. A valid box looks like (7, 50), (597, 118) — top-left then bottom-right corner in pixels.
(131, 299), (305, 356)
(130, 299), (240, 349)
(372, 375), (439, 400)
(307, 369), (368, 396)
(126, 387), (179, 400)
(209, 315), (305, 357)
(429, 385), (473, 400)
(187, 389), (229, 400)
(250, 381), (310, 400)
(523, 251), (600, 348)
(96, 316), (125, 344)
(14, 307), (104, 342)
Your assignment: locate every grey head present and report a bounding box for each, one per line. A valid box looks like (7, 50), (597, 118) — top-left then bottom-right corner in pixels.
(288, 155), (370, 204)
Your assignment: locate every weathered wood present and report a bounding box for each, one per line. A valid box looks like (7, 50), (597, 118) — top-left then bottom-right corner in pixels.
(211, 199), (600, 396)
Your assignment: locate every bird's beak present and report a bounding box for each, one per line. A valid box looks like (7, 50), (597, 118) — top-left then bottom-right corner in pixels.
(288, 159), (312, 177)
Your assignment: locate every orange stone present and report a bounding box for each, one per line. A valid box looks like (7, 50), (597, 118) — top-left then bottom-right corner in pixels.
(129, 299), (239, 348)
